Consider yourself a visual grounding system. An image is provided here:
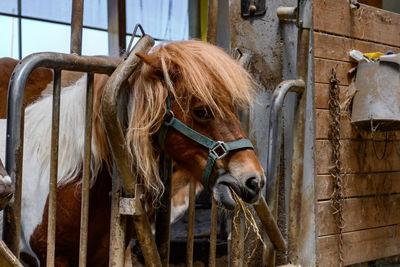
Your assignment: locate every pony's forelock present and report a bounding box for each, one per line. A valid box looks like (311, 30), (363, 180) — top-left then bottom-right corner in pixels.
(126, 40), (255, 202)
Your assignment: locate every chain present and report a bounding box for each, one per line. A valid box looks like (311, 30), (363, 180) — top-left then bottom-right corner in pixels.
(328, 69), (345, 267)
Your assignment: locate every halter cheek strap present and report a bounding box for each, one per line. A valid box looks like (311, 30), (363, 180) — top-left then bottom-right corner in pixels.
(158, 105), (254, 191)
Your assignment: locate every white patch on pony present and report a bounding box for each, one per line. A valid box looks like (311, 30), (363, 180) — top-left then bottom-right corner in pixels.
(171, 196), (189, 223)
(0, 175), (11, 185)
(13, 76), (102, 260)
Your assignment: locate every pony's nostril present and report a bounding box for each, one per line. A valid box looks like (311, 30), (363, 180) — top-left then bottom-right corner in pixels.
(245, 177), (259, 194)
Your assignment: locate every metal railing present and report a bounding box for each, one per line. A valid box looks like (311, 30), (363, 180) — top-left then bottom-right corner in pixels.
(4, 52), (119, 265)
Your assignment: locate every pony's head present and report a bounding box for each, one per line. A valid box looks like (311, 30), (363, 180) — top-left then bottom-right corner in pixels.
(126, 40), (265, 210)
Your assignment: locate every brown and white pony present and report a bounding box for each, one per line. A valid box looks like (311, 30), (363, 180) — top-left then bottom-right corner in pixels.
(1, 40), (265, 266)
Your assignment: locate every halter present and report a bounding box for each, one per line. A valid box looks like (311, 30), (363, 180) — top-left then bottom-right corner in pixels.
(158, 92), (254, 191)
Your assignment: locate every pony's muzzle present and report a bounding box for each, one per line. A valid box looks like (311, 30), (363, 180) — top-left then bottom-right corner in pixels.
(212, 171), (264, 210)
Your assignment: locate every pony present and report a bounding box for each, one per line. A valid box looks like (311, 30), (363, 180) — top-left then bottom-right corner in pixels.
(2, 40), (265, 266)
(0, 159), (12, 211)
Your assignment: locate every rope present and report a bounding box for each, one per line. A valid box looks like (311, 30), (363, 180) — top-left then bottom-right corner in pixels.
(328, 69), (345, 267)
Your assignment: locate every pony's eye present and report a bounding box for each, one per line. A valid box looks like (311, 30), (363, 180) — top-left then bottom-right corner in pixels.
(193, 106), (213, 120)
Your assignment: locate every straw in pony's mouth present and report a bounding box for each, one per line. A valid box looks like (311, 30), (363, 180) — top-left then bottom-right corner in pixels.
(231, 190), (266, 266)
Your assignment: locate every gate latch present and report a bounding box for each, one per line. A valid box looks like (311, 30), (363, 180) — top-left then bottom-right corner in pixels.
(241, 0), (266, 17)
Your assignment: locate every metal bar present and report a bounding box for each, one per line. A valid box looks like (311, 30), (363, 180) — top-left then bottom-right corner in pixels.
(263, 79), (305, 263)
(101, 36), (153, 196)
(266, 79), (305, 208)
(230, 211), (244, 267)
(70, 0), (84, 55)
(46, 69), (61, 267)
(186, 179), (196, 267)
(155, 153), (172, 267)
(107, 0), (126, 57)
(17, 0), (21, 60)
(0, 240), (23, 267)
(207, 0), (218, 44)
(101, 35), (162, 266)
(253, 196), (286, 251)
(277, 6), (297, 20)
(188, 0), (201, 39)
(78, 73), (94, 267)
(209, 199), (218, 267)
(109, 164), (126, 267)
(4, 53), (118, 258)
(288, 0), (313, 262)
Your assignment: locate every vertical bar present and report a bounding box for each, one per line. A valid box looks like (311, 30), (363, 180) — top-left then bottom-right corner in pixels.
(70, 0), (84, 55)
(155, 153), (172, 267)
(78, 73), (94, 267)
(230, 212), (244, 267)
(209, 199), (218, 267)
(188, 0), (201, 39)
(186, 179), (196, 267)
(207, 0), (218, 44)
(107, 0), (126, 57)
(46, 69), (61, 267)
(17, 0), (22, 60)
(108, 164), (126, 267)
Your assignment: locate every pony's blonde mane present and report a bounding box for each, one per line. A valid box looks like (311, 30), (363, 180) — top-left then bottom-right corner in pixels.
(126, 40), (255, 200)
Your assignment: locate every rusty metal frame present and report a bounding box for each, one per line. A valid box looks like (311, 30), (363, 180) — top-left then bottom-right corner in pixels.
(3, 53), (119, 263)
(101, 34), (163, 267)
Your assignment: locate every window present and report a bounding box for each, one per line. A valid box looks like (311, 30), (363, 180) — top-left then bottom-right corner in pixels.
(0, 0), (189, 59)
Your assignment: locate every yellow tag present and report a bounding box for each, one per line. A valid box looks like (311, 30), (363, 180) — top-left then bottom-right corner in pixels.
(364, 52), (384, 59)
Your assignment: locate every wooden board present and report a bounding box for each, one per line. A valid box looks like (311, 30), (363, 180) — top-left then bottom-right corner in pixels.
(316, 139), (400, 175)
(317, 194), (400, 235)
(314, 0), (400, 47)
(317, 173), (400, 200)
(314, 32), (400, 63)
(315, 83), (348, 110)
(314, 58), (354, 86)
(315, 109), (400, 140)
(318, 225), (400, 266)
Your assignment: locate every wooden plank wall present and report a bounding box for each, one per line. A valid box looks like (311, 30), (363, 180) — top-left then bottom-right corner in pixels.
(313, 0), (400, 265)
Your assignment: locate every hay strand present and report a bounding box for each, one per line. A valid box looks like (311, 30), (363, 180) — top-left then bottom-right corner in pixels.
(232, 190), (266, 266)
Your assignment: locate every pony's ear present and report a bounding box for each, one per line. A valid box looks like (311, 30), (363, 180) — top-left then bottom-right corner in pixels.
(136, 52), (162, 70)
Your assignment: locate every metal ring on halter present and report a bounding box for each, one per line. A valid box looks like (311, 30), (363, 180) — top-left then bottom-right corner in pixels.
(163, 110), (175, 126)
(125, 24), (146, 58)
(209, 141), (228, 159)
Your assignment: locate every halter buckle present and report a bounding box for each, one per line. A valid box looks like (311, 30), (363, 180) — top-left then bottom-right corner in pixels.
(210, 141), (228, 159)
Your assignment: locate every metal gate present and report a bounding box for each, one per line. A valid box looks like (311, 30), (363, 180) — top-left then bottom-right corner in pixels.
(1, 0), (313, 266)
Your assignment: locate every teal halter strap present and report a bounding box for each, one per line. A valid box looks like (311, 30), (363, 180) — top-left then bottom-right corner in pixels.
(158, 105), (254, 191)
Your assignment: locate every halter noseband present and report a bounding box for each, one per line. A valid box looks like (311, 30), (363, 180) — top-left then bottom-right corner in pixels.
(158, 93), (254, 191)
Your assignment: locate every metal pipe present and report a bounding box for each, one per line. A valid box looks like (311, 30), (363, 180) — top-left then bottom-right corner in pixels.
(266, 79), (305, 209)
(101, 34), (162, 266)
(4, 52), (118, 257)
(70, 0), (84, 55)
(109, 164), (126, 267)
(288, 0), (312, 261)
(186, 179), (196, 267)
(277, 6), (297, 20)
(0, 240), (22, 267)
(253, 196), (286, 251)
(78, 73), (94, 267)
(46, 69), (61, 267)
(208, 199), (218, 267)
(155, 153), (172, 267)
